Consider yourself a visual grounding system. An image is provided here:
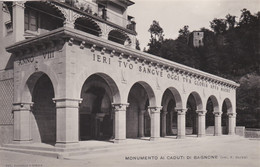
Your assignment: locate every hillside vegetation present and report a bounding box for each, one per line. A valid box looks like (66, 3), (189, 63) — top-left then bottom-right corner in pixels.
(145, 9), (260, 128)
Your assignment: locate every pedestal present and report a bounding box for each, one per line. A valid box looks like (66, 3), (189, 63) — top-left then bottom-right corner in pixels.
(112, 103), (129, 143)
(196, 110), (207, 137)
(149, 106), (161, 141)
(53, 98), (81, 148)
(13, 102), (33, 143)
(213, 112), (222, 136)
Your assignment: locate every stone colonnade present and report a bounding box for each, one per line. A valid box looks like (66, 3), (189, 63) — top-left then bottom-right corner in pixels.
(12, 101), (236, 146)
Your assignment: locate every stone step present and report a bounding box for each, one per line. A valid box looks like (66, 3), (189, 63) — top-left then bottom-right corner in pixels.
(0, 146), (60, 158)
(0, 135), (245, 159)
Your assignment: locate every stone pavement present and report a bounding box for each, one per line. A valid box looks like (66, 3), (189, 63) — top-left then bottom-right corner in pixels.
(0, 135), (259, 167)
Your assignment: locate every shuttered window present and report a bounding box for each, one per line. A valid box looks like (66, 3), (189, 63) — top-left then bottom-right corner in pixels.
(24, 9), (38, 31)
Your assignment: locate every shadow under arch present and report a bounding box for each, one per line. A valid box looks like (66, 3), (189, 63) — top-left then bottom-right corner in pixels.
(108, 29), (131, 45)
(79, 73), (121, 104)
(185, 91), (203, 135)
(162, 87), (183, 109)
(206, 95), (219, 135)
(25, 1), (64, 32)
(222, 98), (233, 134)
(22, 72), (56, 145)
(74, 17), (102, 36)
(160, 87), (183, 137)
(126, 81), (156, 138)
(79, 73), (121, 141)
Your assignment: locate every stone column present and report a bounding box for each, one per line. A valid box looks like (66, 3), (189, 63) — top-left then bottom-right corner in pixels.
(213, 112), (222, 136)
(12, 2), (25, 42)
(227, 112), (236, 135)
(196, 110), (207, 137)
(12, 102), (33, 143)
(53, 98), (82, 148)
(112, 103), (129, 143)
(148, 106), (161, 141)
(169, 110), (174, 135)
(138, 110), (146, 138)
(111, 111), (115, 139)
(161, 110), (167, 137)
(176, 109), (187, 139)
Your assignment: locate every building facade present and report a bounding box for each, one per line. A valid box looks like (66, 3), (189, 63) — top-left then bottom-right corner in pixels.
(0, 0), (239, 149)
(192, 31), (204, 47)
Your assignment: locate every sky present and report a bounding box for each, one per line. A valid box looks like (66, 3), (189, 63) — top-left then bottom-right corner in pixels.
(127, 0), (260, 50)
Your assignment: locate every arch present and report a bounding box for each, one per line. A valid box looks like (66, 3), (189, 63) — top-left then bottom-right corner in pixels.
(205, 95), (219, 134)
(187, 91), (203, 111)
(79, 73), (121, 104)
(128, 81), (156, 107)
(207, 95), (220, 113)
(19, 68), (59, 103)
(24, 1), (64, 32)
(108, 29), (131, 45)
(222, 98), (232, 134)
(222, 98), (233, 113)
(20, 72), (56, 144)
(79, 73), (120, 140)
(74, 17), (102, 36)
(126, 81), (156, 138)
(31, 74), (56, 144)
(161, 87), (183, 109)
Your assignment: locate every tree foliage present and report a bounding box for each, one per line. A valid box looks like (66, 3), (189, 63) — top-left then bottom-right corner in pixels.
(146, 20), (164, 56)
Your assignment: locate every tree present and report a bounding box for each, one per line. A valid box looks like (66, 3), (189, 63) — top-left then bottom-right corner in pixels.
(177, 25), (190, 44)
(210, 18), (227, 34)
(238, 8), (257, 27)
(146, 20), (164, 56)
(148, 20), (164, 43)
(225, 14), (236, 30)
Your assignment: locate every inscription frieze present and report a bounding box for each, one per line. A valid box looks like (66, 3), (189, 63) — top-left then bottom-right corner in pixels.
(92, 53), (232, 93)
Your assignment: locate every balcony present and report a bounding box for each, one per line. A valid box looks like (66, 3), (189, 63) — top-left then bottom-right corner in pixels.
(57, 0), (136, 33)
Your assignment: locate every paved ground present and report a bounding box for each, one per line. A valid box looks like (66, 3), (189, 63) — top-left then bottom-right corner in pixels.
(0, 135), (259, 167)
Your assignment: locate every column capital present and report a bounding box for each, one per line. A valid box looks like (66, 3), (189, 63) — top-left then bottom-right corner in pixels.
(53, 98), (82, 109)
(227, 112), (237, 118)
(13, 102), (33, 111)
(196, 110), (207, 116)
(213, 111), (222, 116)
(148, 106), (162, 113)
(176, 108), (187, 115)
(112, 103), (129, 111)
(13, 2), (25, 8)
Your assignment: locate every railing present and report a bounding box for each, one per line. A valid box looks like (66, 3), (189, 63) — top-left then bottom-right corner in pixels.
(61, 0), (136, 31)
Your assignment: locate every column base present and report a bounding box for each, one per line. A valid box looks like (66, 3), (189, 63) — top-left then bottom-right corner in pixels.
(197, 134), (206, 137)
(113, 139), (126, 144)
(150, 137), (160, 141)
(177, 135), (185, 139)
(12, 140), (33, 144)
(214, 133), (222, 136)
(55, 142), (80, 149)
(228, 132), (236, 136)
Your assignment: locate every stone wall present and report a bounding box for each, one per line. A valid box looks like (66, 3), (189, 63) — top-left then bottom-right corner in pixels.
(245, 128), (260, 138)
(206, 126), (214, 135)
(235, 126), (245, 137)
